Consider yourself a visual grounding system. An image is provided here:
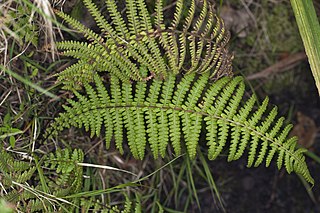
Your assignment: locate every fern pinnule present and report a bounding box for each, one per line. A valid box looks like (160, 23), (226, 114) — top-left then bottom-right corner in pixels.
(46, 74), (314, 184)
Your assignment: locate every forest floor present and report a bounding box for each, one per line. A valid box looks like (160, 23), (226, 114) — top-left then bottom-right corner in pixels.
(0, 0), (320, 212)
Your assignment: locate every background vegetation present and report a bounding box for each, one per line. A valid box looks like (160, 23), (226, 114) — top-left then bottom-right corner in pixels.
(0, 0), (319, 212)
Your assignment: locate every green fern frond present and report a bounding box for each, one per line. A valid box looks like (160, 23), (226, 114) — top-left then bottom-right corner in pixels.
(16, 167), (36, 183)
(56, 0), (233, 89)
(0, 146), (85, 212)
(46, 74), (314, 184)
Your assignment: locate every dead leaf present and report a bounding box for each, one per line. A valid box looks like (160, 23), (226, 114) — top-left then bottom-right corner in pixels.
(220, 6), (251, 38)
(290, 112), (317, 148)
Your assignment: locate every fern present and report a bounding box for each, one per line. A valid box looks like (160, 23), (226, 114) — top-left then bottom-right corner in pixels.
(0, 147), (85, 212)
(56, 0), (232, 89)
(46, 74), (314, 185)
(44, 149), (84, 195)
(79, 192), (138, 212)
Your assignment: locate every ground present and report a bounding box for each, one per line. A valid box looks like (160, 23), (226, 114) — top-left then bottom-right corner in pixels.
(0, 0), (319, 212)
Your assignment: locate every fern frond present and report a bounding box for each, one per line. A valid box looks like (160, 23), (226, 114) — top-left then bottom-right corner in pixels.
(16, 167), (36, 183)
(0, 147), (85, 212)
(44, 148), (84, 195)
(56, 0), (233, 89)
(46, 74), (314, 184)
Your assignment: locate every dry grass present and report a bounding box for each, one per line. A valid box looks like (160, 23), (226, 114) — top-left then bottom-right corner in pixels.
(0, 0), (61, 69)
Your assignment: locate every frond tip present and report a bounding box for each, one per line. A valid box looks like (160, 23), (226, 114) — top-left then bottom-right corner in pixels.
(46, 74), (314, 185)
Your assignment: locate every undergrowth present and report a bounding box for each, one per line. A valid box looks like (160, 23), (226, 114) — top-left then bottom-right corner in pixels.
(0, 0), (318, 212)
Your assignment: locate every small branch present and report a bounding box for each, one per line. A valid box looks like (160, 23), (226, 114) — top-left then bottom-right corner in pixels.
(246, 52), (307, 80)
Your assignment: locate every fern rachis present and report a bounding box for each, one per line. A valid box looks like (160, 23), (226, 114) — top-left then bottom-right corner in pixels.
(47, 74), (314, 185)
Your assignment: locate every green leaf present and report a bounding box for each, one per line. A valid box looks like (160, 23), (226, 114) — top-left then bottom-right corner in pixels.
(9, 136), (16, 148)
(0, 128), (23, 140)
(290, 0), (320, 95)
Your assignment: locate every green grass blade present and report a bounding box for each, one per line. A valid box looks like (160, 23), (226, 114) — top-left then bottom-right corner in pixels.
(0, 65), (59, 99)
(185, 155), (201, 210)
(290, 0), (320, 95)
(197, 149), (225, 212)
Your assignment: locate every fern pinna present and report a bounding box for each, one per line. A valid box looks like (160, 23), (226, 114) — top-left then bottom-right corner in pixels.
(55, 0), (232, 89)
(47, 74), (314, 185)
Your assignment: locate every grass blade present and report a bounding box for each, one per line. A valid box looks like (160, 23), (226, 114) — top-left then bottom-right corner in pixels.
(0, 65), (59, 99)
(290, 0), (320, 95)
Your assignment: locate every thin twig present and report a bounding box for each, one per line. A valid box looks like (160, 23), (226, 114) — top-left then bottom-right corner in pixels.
(246, 52), (307, 80)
